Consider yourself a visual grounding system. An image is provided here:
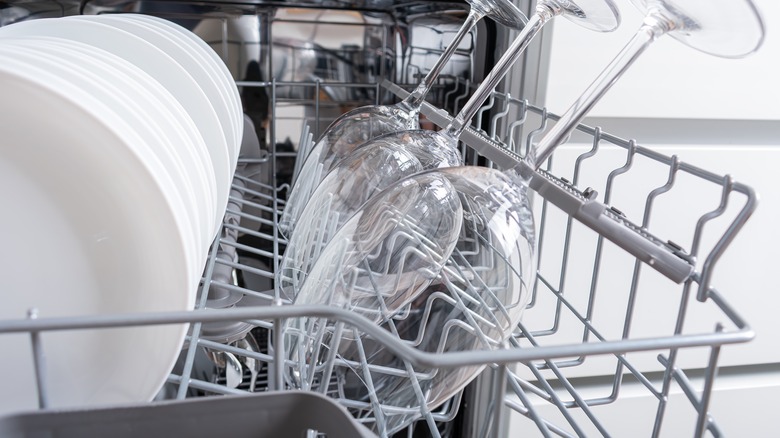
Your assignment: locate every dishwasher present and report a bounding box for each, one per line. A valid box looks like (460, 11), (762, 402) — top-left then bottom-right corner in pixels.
(0, 0), (763, 437)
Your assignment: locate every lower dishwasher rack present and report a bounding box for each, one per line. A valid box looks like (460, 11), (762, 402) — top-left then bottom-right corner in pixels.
(0, 77), (756, 438)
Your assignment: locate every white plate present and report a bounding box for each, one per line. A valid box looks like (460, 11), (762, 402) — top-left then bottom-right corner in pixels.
(128, 14), (244, 161)
(74, 14), (240, 194)
(0, 17), (234, 237)
(0, 38), (207, 280)
(31, 35), (218, 252)
(121, 14), (243, 159)
(0, 49), (193, 414)
(7, 37), (214, 278)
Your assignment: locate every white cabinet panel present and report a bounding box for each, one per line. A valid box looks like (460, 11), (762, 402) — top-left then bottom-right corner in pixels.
(507, 368), (780, 436)
(542, 1), (780, 120)
(516, 143), (779, 381)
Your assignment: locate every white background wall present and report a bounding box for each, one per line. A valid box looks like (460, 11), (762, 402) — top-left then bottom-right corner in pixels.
(509, 1), (780, 435)
(543, 1), (780, 121)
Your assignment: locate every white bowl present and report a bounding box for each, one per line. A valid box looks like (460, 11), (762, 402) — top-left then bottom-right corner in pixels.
(0, 47), (193, 414)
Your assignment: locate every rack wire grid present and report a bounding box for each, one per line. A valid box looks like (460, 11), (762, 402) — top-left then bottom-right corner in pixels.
(0, 4), (758, 438)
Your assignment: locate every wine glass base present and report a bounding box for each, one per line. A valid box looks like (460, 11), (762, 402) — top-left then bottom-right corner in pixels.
(468, 0), (528, 29)
(555, 0), (621, 32)
(630, 0), (765, 58)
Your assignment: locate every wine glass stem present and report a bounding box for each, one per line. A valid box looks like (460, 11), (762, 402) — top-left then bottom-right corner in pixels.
(532, 16), (670, 169)
(402, 9), (484, 111)
(445, 7), (553, 140)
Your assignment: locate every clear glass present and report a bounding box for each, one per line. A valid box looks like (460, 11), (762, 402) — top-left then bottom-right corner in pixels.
(284, 167), (536, 436)
(282, 0), (766, 434)
(279, 0), (620, 302)
(278, 0), (528, 238)
(532, 0), (765, 167)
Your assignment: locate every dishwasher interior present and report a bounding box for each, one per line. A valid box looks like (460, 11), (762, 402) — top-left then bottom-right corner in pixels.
(0, 1), (759, 437)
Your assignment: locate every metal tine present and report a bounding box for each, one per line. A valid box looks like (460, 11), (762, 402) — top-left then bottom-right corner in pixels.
(350, 327), (393, 438)
(318, 321), (345, 395)
(505, 99), (529, 155)
(690, 178), (735, 257)
(519, 270), (661, 406)
(551, 128), (604, 362)
(604, 139), (638, 203)
(298, 248), (353, 390)
(359, 262), (441, 438)
(511, 328), (591, 438)
(530, 129), (606, 357)
(642, 155), (681, 228)
(429, 390), (464, 423)
(653, 285), (694, 436)
(517, 326), (613, 438)
(490, 93), (512, 143)
(313, 78), (322, 139)
(233, 173), (276, 199)
(525, 108), (550, 167)
(177, 230), (224, 399)
(507, 368), (557, 404)
(522, 108), (551, 311)
(602, 156), (683, 403)
(696, 176), (750, 302)
(486, 364), (508, 438)
(444, 77), (462, 110)
(453, 79), (471, 118)
(475, 93), (495, 134)
(28, 309), (48, 409)
(504, 391), (562, 437)
(291, 123), (311, 186)
(651, 175), (736, 434)
(572, 127), (603, 185)
(565, 139), (637, 347)
(535, 140), (637, 372)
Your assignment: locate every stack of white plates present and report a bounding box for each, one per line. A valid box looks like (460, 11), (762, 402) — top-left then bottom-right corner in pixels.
(0, 14), (241, 414)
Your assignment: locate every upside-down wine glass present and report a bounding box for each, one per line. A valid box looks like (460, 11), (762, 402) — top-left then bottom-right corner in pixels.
(284, 0), (764, 435)
(278, 0), (621, 304)
(277, 0), (528, 237)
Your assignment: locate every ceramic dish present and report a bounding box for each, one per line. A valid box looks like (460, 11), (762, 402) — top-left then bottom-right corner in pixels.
(32, 35), (219, 249)
(0, 39), (206, 280)
(74, 14), (240, 190)
(0, 17), (234, 231)
(128, 13), (243, 162)
(0, 50), (193, 414)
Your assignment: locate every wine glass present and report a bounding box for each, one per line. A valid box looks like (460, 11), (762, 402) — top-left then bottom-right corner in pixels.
(278, 0), (621, 302)
(284, 167), (536, 436)
(277, 0), (529, 237)
(284, 0), (765, 433)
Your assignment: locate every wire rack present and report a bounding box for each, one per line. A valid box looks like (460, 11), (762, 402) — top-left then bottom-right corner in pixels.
(0, 3), (758, 438)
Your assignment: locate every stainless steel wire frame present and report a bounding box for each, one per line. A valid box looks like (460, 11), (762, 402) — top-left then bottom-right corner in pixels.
(0, 74), (757, 438)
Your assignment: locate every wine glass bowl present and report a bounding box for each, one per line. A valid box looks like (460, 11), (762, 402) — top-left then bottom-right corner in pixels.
(279, 130), (462, 302)
(284, 166), (536, 435)
(277, 104), (420, 235)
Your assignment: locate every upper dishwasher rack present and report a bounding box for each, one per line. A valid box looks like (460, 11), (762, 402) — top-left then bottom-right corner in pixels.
(0, 4), (759, 438)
